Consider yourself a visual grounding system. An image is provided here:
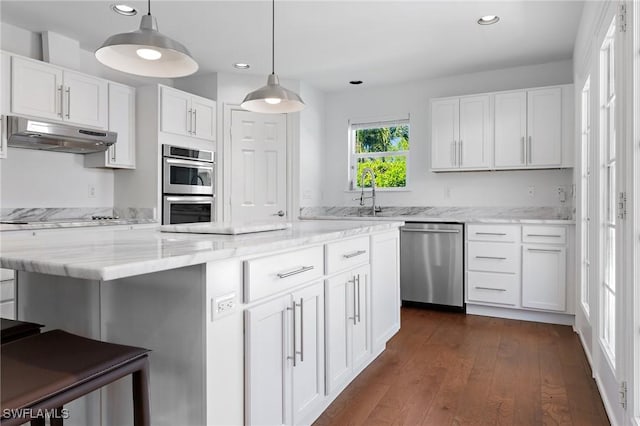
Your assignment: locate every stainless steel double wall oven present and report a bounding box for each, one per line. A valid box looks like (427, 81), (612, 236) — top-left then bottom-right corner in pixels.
(162, 145), (215, 225)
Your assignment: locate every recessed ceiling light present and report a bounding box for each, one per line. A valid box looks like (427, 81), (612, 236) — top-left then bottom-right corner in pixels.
(233, 63), (250, 70)
(349, 80), (363, 85)
(111, 4), (137, 16)
(478, 15), (500, 25)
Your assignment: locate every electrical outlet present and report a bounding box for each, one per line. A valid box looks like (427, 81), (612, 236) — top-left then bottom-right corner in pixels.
(557, 186), (566, 203)
(527, 186), (535, 198)
(88, 184), (96, 198)
(214, 294), (235, 315)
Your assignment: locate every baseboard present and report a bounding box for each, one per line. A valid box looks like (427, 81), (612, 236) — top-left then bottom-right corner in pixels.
(574, 326), (594, 372)
(466, 304), (575, 325)
(593, 373), (620, 426)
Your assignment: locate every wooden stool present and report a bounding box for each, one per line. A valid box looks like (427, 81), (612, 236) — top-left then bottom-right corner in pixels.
(0, 318), (43, 344)
(1, 330), (151, 426)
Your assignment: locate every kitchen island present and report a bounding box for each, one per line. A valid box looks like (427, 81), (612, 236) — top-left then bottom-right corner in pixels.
(0, 220), (403, 426)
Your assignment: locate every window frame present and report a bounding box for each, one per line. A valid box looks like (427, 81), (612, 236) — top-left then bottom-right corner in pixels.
(348, 116), (411, 191)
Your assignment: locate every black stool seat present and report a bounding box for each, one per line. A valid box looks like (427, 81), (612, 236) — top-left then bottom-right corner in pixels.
(1, 330), (150, 426)
(0, 318), (43, 344)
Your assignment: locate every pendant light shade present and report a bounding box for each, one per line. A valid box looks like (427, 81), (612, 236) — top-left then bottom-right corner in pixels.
(95, 2), (198, 78)
(241, 0), (304, 114)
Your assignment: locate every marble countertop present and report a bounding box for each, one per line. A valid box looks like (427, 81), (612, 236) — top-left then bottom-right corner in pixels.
(0, 220), (403, 281)
(0, 218), (158, 232)
(299, 206), (575, 225)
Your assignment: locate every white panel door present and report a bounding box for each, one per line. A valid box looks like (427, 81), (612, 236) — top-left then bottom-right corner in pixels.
(459, 95), (490, 168)
(191, 97), (216, 141)
(521, 245), (566, 311)
(231, 110), (287, 222)
(350, 266), (370, 372)
(325, 272), (352, 394)
(430, 98), (459, 170)
(11, 56), (63, 121)
(291, 282), (325, 425)
(107, 83), (135, 168)
(245, 295), (291, 426)
(160, 86), (191, 137)
(527, 87), (562, 166)
(494, 91), (527, 168)
(63, 70), (107, 129)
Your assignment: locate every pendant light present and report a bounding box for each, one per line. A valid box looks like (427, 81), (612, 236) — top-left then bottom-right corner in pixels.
(95, 0), (198, 78)
(241, 0), (304, 113)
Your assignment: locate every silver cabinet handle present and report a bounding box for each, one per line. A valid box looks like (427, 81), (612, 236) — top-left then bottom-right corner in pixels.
(58, 85), (64, 117)
(356, 274), (361, 323)
(343, 250), (366, 259)
(521, 136), (526, 164)
(273, 210), (285, 217)
(475, 286), (507, 292)
(276, 265), (314, 279)
(475, 232), (507, 236)
(287, 301), (297, 367)
(459, 140), (463, 166)
(451, 140), (456, 166)
(193, 109), (197, 135)
(187, 108), (193, 134)
(297, 298), (304, 363)
(526, 234), (562, 238)
(401, 228), (460, 234)
(528, 135), (532, 162)
(475, 256), (507, 260)
(527, 248), (562, 253)
(348, 276), (357, 325)
(65, 87), (71, 118)
(111, 143), (117, 162)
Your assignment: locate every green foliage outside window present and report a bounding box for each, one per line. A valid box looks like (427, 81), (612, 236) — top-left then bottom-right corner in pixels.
(354, 124), (409, 188)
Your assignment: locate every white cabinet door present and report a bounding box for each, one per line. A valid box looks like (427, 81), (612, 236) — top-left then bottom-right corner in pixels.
(191, 96), (216, 141)
(63, 70), (107, 129)
(459, 95), (490, 168)
(291, 282), (325, 425)
(494, 91), (527, 168)
(107, 83), (135, 168)
(431, 98), (459, 170)
(325, 272), (352, 394)
(527, 87), (562, 167)
(370, 231), (400, 351)
(245, 295), (291, 426)
(350, 266), (369, 372)
(522, 245), (566, 311)
(160, 86), (191, 137)
(11, 56), (63, 121)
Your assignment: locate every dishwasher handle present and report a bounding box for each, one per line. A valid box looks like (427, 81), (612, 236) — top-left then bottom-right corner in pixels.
(401, 228), (460, 234)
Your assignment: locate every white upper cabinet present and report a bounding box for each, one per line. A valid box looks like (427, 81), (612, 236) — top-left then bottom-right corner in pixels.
(527, 87), (562, 167)
(11, 56), (107, 129)
(85, 82), (136, 169)
(160, 85), (216, 142)
(432, 84), (572, 172)
(431, 95), (490, 171)
(494, 91), (527, 168)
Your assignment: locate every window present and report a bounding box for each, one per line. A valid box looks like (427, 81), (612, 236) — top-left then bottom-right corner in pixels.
(349, 118), (409, 189)
(581, 77), (592, 317)
(599, 19), (616, 363)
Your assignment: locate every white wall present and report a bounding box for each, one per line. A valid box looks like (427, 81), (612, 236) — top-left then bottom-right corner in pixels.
(299, 82), (325, 207)
(322, 60), (575, 208)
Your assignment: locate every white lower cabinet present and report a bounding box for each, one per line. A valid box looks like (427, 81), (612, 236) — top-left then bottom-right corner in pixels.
(370, 230), (400, 351)
(0, 269), (15, 319)
(325, 265), (369, 395)
(245, 281), (325, 426)
(522, 244), (566, 311)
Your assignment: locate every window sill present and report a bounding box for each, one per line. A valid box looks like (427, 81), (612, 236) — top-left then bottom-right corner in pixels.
(344, 188), (412, 193)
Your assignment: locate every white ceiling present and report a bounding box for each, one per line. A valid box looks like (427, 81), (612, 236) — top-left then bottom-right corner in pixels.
(0, 0), (584, 92)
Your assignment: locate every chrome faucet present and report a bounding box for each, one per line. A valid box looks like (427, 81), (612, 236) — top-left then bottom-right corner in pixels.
(356, 167), (382, 216)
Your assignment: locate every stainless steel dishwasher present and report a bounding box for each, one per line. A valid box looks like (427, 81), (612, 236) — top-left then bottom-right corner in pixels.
(400, 222), (464, 310)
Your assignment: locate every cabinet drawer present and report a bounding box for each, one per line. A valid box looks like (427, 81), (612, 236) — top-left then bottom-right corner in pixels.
(467, 224), (519, 242)
(0, 280), (14, 302)
(0, 300), (15, 319)
(325, 236), (370, 275)
(467, 242), (518, 273)
(522, 225), (566, 244)
(467, 271), (518, 306)
(244, 246), (324, 302)
(0, 268), (14, 281)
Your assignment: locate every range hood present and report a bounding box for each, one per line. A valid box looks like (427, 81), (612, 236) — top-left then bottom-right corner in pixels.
(6, 116), (116, 154)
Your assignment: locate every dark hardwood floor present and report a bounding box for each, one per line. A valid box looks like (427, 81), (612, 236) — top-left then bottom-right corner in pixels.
(314, 307), (609, 426)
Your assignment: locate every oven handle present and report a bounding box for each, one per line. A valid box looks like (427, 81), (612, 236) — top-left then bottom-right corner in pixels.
(165, 158), (214, 168)
(165, 196), (213, 203)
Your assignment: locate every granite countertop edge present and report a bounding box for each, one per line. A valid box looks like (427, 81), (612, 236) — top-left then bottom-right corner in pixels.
(299, 215), (576, 225)
(0, 218), (159, 231)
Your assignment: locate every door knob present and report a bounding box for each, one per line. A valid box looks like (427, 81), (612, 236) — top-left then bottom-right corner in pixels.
(274, 210), (285, 217)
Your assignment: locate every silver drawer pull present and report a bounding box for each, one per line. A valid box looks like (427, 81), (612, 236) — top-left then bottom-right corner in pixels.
(475, 286), (507, 292)
(475, 256), (507, 260)
(277, 265), (314, 279)
(343, 250), (366, 259)
(527, 248), (562, 253)
(475, 232), (507, 236)
(526, 234), (562, 238)
(401, 229), (460, 234)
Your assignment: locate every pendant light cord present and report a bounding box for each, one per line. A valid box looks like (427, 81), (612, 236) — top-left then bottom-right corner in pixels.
(271, 0), (275, 75)
(148, 0), (151, 15)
